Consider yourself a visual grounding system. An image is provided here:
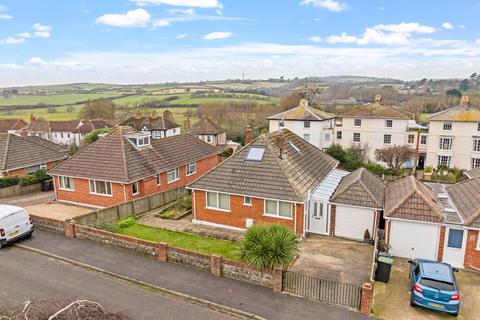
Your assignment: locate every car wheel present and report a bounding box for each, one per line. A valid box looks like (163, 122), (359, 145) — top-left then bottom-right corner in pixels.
(410, 296), (415, 307)
(0, 242), (3, 249)
(452, 311), (459, 317)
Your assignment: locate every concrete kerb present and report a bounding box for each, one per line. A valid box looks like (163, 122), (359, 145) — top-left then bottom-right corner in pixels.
(14, 243), (265, 320)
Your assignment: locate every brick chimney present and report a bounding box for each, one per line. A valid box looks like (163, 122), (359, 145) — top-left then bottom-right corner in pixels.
(461, 95), (470, 108)
(244, 125), (253, 144)
(29, 114), (36, 123)
(184, 112), (191, 130)
(374, 94), (382, 103)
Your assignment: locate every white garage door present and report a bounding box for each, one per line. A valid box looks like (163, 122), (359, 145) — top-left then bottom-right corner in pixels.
(389, 220), (439, 260)
(335, 205), (375, 241)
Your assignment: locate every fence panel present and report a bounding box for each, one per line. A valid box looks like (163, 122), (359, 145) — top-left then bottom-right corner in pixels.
(283, 271), (362, 310)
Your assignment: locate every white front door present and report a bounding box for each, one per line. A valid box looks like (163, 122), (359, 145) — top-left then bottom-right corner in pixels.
(443, 227), (466, 268)
(307, 201), (328, 234)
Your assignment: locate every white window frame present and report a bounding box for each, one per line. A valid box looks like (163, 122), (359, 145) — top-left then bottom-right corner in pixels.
(420, 135), (427, 145)
(437, 155), (451, 167)
(353, 132), (361, 143)
(303, 134), (310, 142)
(206, 135), (213, 143)
(304, 121), (310, 128)
(243, 196), (252, 206)
(137, 136), (150, 147)
(186, 162), (196, 176)
(472, 158), (480, 169)
(477, 233), (480, 251)
(354, 119), (362, 127)
(439, 137), (453, 150)
(264, 199), (293, 219)
(89, 179), (113, 197)
(167, 168), (180, 184)
(132, 180), (139, 195)
(336, 131), (342, 140)
(408, 134), (415, 144)
(384, 134), (392, 145)
(156, 174), (161, 186)
(25, 165), (41, 174)
(206, 191), (230, 212)
(443, 122), (452, 131)
(58, 176), (74, 191)
(385, 119), (393, 128)
(473, 138), (480, 152)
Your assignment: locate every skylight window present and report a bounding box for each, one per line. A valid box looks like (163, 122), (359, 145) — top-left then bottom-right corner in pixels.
(246, 147), (266, 161)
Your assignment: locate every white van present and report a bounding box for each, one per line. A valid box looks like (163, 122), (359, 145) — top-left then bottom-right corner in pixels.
(0, 204), (34, 248)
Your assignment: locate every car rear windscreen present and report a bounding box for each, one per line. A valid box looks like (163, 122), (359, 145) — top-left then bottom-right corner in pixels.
(419, 278), (455, 291)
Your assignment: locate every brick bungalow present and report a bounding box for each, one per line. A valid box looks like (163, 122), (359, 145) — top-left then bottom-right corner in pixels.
(188, 129), (339, 236)
(0, 119), (28, 134)
(0, 133), (68, 177)
(384, 175), (480, 271)
(49, 126), (219, 208)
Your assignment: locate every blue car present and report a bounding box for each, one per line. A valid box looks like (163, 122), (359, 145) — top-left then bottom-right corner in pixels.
(408, 259), (460, 316)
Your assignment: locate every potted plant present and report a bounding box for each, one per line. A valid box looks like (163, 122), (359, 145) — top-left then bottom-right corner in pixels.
(363, 229), (371, 243)
(424, 165), (433, 181)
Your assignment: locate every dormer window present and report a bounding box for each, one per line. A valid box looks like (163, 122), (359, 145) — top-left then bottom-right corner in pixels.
(137, 136), (150, 147)
(125, 133), (151, 149)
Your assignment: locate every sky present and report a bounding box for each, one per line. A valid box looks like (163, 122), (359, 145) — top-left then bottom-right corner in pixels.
(0, 0), (480, 86)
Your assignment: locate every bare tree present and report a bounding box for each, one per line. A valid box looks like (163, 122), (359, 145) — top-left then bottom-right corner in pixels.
(302, 79), (323, 105)
(405, 98), (425, 123)
(375, 145), (415, 174)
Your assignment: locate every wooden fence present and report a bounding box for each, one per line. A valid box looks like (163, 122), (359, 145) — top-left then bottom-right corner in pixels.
(282, 270), (363, 310)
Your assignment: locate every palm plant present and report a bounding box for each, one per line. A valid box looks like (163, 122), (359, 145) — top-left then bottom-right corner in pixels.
(239, 224), (299, 270)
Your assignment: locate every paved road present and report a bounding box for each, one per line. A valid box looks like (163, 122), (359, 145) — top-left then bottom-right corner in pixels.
(0, 247), (241, 320)
(14, 230), (367, 320)
(1, 191), (54, 206)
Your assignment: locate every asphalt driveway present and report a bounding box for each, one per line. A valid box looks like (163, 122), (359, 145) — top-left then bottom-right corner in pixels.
(290, 234), (374, 286)
(372, 259), (480, 320)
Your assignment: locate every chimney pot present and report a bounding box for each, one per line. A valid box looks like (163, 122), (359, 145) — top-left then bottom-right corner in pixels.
(461, 95), (470, 107)
(244, 125), (253, 144)
(374, 95), (382, 103)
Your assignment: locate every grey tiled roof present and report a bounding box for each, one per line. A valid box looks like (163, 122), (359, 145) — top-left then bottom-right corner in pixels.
(189, 129), (338, 202)
(50, 126), (218, 183)
(188, 117), (225, 135)
(465, 168), (480, 179)
(447, 177), (480, 228)
(267, 105), (334, 121)
(0, 134), (68, 171)
(384, 176), (444, 223)
(330, 168), (384, 208)
(119, 116), (180, 131)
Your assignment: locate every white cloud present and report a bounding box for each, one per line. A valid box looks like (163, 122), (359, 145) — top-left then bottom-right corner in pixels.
(33, 23), (52, 38)
(357, 28), (410, 45)
(326, 32), (357, 43)
(28, 57), (47, 65)
(176, 33), (188, 39)
(18, 32), (32, 39)
(308, 36), (322, 42)
(299, 0), (348, 12)
(153, 19), (170, 27)
(131, 0), (222, 8)
(167, 8), (195, 14)
(216, 9), (223, 15)
(442, 22), (454, 30)
(373, 22), (436, 34)
(203, 31), (232, 40)
(96, 8), (151, 27)
(0, 36), (26, 45)
(0, 5), (12, 19)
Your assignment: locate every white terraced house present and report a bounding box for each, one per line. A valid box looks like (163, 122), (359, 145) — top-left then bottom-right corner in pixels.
(426, 96), (480, 170)
(267, 99), (336, 150)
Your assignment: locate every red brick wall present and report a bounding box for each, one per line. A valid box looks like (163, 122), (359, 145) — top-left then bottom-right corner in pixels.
(54, 155), (218, 207)
(193, 190), (304, 235)
(464, 230), (480, 270)
(4, 160), (61, 177)
(437, 226), (446, 262)
(329, 205), (336, 236)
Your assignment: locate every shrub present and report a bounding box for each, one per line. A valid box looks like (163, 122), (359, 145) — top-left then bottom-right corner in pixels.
(239, 224), (299, 270)
(424, 165), (433, 173)
(0, 176), (20, 188)
(326, 144), (346, 163)
(362, 163), (392, 176)
(20, 169), (51, 186)
(117, 216), (137, 229)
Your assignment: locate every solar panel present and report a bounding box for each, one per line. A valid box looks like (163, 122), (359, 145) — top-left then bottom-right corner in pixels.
(246, 147), (265, 161)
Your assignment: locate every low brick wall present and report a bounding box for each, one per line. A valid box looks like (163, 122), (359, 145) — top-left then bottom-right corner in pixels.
(31, 215), (64, 234)
(0, 182), (42, 199)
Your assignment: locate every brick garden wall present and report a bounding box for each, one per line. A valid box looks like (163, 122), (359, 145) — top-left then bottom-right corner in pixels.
(31, 215), (65, 234)
(194, 190), (304, 235)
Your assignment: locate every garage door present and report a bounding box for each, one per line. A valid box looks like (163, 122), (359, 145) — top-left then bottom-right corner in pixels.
(335, 205), (375, 241)
(389, 220), (439, 260)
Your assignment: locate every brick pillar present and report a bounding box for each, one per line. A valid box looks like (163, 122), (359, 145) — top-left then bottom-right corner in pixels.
(210, 254), (222, 277)
(244, 126), (253, 145)
(437, 226), (446, 262)
(360, 282), (373, 315)
(273, 266), (283, 293)
(329, 205), (336, 236)
(63, 221), (76, 239)
(157, 242), (168, 262)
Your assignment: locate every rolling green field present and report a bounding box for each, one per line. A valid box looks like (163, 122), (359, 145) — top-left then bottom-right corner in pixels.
(0, 93), (121, 107)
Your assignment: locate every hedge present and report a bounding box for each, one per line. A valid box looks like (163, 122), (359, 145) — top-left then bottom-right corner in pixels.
(0, 176), (20, 189)
(0, 169), (52, 189)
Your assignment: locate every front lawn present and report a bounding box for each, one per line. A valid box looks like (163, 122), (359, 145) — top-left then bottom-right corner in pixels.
(117, 222), (239, 261)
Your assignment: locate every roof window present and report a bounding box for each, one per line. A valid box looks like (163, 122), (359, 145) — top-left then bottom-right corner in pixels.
(246, 147), (266, 161)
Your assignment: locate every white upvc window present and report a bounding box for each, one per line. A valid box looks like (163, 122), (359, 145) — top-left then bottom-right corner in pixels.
(384, 134), (392, 145)
(25, 164), (41, 174)
(303, 134), (310, 142)
(186, 162), (196, 176)
(354, 119), (362, 127)
(156, 174), (161, 186)
(353, 132), (361, 143)
(443, 122), (452, 131)
(243, 196), (252, 206)
(304, 121), (310, 128)
(473, 138), (480, 152)
(58, 176), (74, 191)
(472, 158), (480, 169)
(437, 155), (451, 167)
(206, 135), (213, 143)
(264, 200), (292, 219)
(132, 180), (139, 195)
(420, 135), (427, 145)
(477, 233), (480, 251)
(206, 192), (230, 211)
(439, 137), (453, 150)
(385, 119), (393, 128)
(167, 168), (180, 183)
(89, 180), (112, 196)
(408, 134), (415, 144)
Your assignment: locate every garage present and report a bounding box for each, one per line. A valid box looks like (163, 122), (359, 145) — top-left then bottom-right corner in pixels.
(388, 220), (439, 260)
(335, 205), (375, 241)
